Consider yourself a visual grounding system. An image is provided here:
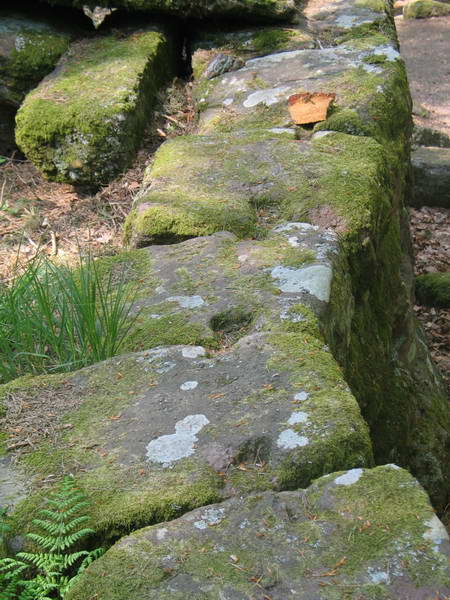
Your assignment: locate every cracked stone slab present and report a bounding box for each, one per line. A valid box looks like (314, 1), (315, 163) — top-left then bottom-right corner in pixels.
(66, 465), (450, 600)
(305, 0), (393, 34)
(1, 333), (373, 538)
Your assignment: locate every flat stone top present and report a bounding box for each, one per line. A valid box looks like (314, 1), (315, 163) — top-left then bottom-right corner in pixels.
(1, 230), (372, 533)
(67, 465), (450, 600)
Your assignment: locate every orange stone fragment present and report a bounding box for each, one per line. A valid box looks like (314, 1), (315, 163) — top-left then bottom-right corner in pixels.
(288, 92), (336, 125)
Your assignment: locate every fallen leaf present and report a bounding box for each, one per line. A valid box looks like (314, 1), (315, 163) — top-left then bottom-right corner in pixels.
(288, 92), (336, 125)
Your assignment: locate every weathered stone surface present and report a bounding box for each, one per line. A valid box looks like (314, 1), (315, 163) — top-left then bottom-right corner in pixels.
(416, 272), (450, 308)
(411, 146), (450, 208)
(194, 40), (408, 145)
(0, 229), (374, 540)
(124, 130), (392, 247)
(15, 28), (175, 185)
(0, 10), (72, 153)
(42, 0), (297, 21)
(192, 26), (316, 80)
(403, 0), (450, 18)
(67, 465), (450, 600)
(412, 124), (450, 148)
(305, 0), (393, 35)
(122, 3), (450, 511)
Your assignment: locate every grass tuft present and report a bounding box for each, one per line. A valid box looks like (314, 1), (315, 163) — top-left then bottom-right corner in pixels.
(0, 254), (139, 384)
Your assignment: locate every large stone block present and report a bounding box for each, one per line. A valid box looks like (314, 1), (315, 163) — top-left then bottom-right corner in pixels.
(15, 28), (176, 185)
(0, 228), (373, 540)
(411, 146), (450, 208)
(67, 465), (450, 600)
(0, 10), (73, 153)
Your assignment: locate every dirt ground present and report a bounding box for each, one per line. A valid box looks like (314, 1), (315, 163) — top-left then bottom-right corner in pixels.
(396, 14), (450, 137)
(0, 79), (194, 279)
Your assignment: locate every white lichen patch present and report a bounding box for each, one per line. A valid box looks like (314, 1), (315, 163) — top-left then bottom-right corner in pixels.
(193, 507), (225, 530)
(423, 515), (449, 552)
(156, 528), (168, 540)
(181, 346), (206, 359)
(288, 411), (308, 425)
(334, 468), (363, 486)
(368, 569), (390, 584)
(373, 45), (400, 62)
(245, 49), (304, 68)
(156, 361), (176, 374)
(273, 223), (319, 233)
(180, 381), (198, 391)
(146, 414), (209, 466)
(167, 295), (205, 308)
(277, 429), (309, 450)
(294, 391), (309, 402)
(243, 86), (290, 108)
(270, 265), (332, 302)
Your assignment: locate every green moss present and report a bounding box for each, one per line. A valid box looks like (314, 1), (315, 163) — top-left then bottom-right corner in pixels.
(355, 0), (387, 11)
(16, 30), (175, 185)
(123, 311), (219, 352)
(1, 31), (70, 104)
(416, 272), (450, 308)
(403, 0), (450, 18)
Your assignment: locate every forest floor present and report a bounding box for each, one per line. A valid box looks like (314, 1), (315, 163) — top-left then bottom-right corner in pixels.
(0, 79), (194, 280)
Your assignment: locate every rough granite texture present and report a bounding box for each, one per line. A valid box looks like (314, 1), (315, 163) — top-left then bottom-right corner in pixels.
(124, 0), (450, 509)
(15, 28), (176, 185)
(67, 466), (450, 600)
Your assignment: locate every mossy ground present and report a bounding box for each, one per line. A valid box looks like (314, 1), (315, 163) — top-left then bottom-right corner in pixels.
(416, 272), (450, 308)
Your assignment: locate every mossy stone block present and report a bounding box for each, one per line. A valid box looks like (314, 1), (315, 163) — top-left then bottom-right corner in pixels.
(0, 10), (73, 153)
(411, 146), (450, 208)
(0, 11), (72, 107)
(125, 130), (392, 248)
(416, 272), (450, 308)
(67, 466), (450, 600)
(403, 0), (450, 18)
(15, 28), (175, 185)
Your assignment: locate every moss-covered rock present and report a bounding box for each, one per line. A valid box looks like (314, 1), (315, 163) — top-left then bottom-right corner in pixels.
(403, 0), (450, 18)
(1, 228), (375, 541)
(416, 272), (450, 308)
(42, 0), (297, 21)
(66, 465), (450, 600)
(192, 26), (315, 80)
(304, 0), (394, 41)
(411, 146), (450, 208)
(15, 28), (176, 185)
(412, 125), (450, 149)
(125, 130), (393, 247)
(0, 10), (73, 153)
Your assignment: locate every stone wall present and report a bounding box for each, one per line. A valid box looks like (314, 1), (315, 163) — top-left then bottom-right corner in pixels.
(1, 0), (450, 596)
